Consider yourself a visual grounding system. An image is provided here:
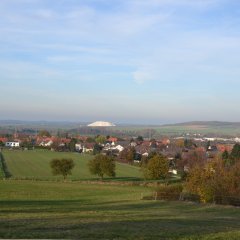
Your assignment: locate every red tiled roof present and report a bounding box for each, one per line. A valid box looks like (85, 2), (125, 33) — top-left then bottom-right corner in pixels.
(0, 137), (8, 143)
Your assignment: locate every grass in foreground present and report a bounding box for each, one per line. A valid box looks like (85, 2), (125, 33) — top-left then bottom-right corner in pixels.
(2, 150), (142, 181)
(1, 180), (240, 239)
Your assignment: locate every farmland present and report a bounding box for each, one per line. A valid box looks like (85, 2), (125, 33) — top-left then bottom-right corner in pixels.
(1, 180), (240, 239)
(1, 150), (240, 239)
(2, 150), (142, 181)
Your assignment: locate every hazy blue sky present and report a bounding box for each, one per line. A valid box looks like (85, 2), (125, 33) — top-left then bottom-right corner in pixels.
(1, 0), (240, 124)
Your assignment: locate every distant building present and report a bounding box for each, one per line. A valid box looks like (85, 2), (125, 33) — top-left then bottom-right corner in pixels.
(88, 121), (116, 127)
(5, 141), (20, 147)
(75, 143), (83, 151)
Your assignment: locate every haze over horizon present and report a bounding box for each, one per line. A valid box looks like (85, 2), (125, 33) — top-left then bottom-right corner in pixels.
(1, 0), (240, 124)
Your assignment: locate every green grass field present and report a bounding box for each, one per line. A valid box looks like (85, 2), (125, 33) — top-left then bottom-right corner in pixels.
(0, 180), (240, 239)
(116, 124), (240, 136)
(1, 151), (240, 239)
(2, 150), (142, 181)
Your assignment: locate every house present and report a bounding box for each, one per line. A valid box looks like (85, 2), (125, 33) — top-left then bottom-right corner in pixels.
(135, 145), (149, 156)
(114, 145), (124, 152)
(5, 141), (20, 147)
(75, 143), (83, 152)
(116, 141), (130, 148)
(83, 143), (95, 153)
(108, 137), (118, 143)
(39, 139), (53, 147)
(216, 144), (234, 153)
(161, 138), (170, 145)
(103, 142), (112, 151)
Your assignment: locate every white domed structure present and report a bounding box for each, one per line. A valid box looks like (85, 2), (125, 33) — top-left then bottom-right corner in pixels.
(87, 121), (116, 127)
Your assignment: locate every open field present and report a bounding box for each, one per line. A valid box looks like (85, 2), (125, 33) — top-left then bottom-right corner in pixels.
(156, 126), (240, 136)
(2, 150), (142, 181)
(0, 180), (240, 239)
(115, 122), (240, 136)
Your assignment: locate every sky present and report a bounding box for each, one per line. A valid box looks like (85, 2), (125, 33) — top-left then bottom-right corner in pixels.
(1, 0), (240, 124)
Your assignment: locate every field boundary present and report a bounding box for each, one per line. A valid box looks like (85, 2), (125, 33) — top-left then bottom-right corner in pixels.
(1, 177), (165, 187)
(0, 152), (12, 178)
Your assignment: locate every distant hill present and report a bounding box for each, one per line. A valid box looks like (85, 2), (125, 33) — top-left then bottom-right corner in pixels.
(0, 120), (87, 130)
(155, 121), (240, 136)
(162, 121), (240, 128)
(1, 120), (240, 136)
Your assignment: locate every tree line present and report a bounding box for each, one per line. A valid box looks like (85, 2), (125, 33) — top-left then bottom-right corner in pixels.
(50, 153), (169, 181)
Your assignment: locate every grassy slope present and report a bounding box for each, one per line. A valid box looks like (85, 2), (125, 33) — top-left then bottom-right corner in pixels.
(0, 181), (240, 239)
(2, 150), (142, 180)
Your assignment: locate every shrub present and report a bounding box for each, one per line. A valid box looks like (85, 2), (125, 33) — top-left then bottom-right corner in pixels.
(185, 159), (240, 204)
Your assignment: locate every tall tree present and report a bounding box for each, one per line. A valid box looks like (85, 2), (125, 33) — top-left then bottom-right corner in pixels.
(88, 154), (115, 180)
(93, 143), (103, 155)
(222, 150), (231, 166)
(50, 158), (75, 180)
(126, 147), (136, 164)
(38, 130), (51, 137)
(95, 135), (106, 144)
(136, 136), (144, 142)
(142, 154), (169, 180)
(205, 141), (211, 150)
(68, 138), (77, 152)
(230, 144), (240, 164)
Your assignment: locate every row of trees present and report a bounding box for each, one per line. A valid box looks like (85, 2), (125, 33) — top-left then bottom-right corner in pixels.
(222, 143), (240, 166)
(50, 153), (170, 181)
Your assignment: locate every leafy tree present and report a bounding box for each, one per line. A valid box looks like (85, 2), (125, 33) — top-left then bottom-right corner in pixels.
(175, 139), (184, 148)
(222, 150), (231, 166)
(142, 154), (169, 180)
(184, 139), (194, 148)
(205, 141), (211, 150)
(185, 164), (215, 203)
(95, 135), (106, 144)
(50, 158), (75, 180)
(0, 141), (5, 147)
(51, 139), (62, 151)
(136, 136), (144, 142)
(88, 154), (116, 180)
(185, 158), (240, 203)
(147, 151), (158, 160)
(68, 138), (77, 152)
(93, 143), (103, 155)
(86, 137), (95, 143)
(20, 141), (33, 149)
(38, 130), (51, 137)
(126, 147), (136, 164)
(222, 150), (229, 160)
(230, 143), (240, 164)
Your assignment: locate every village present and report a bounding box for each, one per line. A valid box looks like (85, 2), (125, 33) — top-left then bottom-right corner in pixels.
(1, 128), (240, 176)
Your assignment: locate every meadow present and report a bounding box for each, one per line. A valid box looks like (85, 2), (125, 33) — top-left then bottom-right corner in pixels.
(1, 150), (240, 239)
(2, 149), (142, 181)
(115, 122), (240, 136)
(1, 180), (240, 239)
